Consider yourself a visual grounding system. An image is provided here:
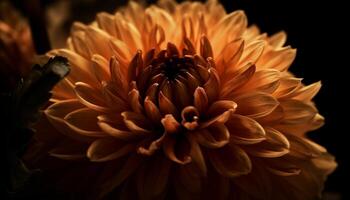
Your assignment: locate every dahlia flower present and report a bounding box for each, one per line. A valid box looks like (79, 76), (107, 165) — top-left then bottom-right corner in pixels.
(25, 0), (336, 199)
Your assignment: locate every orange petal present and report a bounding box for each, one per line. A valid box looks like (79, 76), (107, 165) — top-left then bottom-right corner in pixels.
(121, 111), (152, 134)
(64, 108), (105, 137)
(226, 114), (266, 145)
(128, 88), (144, 114)
(257, 46), (296, 71)
(200, 35), (213, 59)
(279, 100), (317, 124)
(203, 68), (220, 103)
(268, 31), (287, 48)
(87, 138), (134, 162)
(161, 114), (181, 134)
(51, 78), (75, 101)
(98, 121), (140, 140)
(273, 76), (302, 98)
(210, 10), (247, 54)
(45, 100), (93, 141)
(158, 91), (179, 117)
(220, 63), (256, 98)
(208, 144), (252, 177)
(235, 92), (279, 118)
(91, 54), (110, 83)
(243, 127), (290, 158)
(237, 40), (265, 67)
(74, 82), (109, 112)
(128, 50), (143, 82)
(216, 39), (244, 75)
(207, 100), (237, 117)
(286, 134), (326, 159)
(195, 124), (230, 148)
(200, 109), (232, 128)
(194, 87), (208, 114)
(239, 69), (280, 94)
(144, 96), (162, 123)
(163, 136), (192, 164)
(291, 81), (322, 101)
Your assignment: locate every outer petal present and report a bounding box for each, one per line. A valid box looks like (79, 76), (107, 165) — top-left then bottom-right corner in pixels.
(208, 144), (252, 177)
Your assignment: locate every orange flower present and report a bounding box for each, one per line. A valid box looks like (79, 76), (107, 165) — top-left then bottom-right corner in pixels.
(0, 2), (35, 91)
(26, 0), (336, 199)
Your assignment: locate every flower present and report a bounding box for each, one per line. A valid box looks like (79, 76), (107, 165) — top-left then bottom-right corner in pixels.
(25, 0), (336, 199)
(0, 1), (35, 92)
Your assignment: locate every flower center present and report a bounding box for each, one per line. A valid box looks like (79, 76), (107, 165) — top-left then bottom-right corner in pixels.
(135, 44), (212, 111)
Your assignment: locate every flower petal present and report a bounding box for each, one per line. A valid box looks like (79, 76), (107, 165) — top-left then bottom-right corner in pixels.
(226, 114), (266, 145)
(64, 108), (105, 137)
(195, 124), (230, 148)
(121, 111), (152, 134)
(291, 81), (322, 101)
(268, 31), (287, 48)
(239, 69), (280, 94)
(279, 100), (317, 124)
(194, 87), (209, 114)
(163, 135), (192, 164)
(208, 144), (252, 177)
(98, 121), (139, 141)
(257, 46), (296, 71)
(87, 138), (135, 162)
(74, 82), (109, 112)
(207, 100), (237, 117)
(45, 99), (94, 141)
(144, 96), (162, 123)
(235, 92), (279, 118)
(161, 114), (181, 134)
(243, 127), (290, 158)
(158, 91), (179, 117)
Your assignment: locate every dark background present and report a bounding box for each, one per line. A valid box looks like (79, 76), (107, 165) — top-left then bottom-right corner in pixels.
(4, 0), (348, 199)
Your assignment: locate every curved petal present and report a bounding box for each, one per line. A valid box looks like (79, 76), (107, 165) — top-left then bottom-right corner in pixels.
(207, 100), (237, 117)
(64, 108), (105, 137)
(279, 100), (317, 124)
(163, 136), (192, 164)
(200, 109), (232, 128)
(161, 114), (181, 134)
(234, 92), (279, 118)
(286, 134), (327, 159)
(87, 138), (135, 162)
(196, 124), (230, 149)
(268, 31), (287, 47)
(121, 111), (152, 134)
(193, 87), (208, 114)
(45, 99), (94, 141)
(257, 46), (296, 71)
(243, 128), (290, 158)
(290, 81), (322, 102)
(208, 144), (252, 177)
(74, 82), (109, 112)
(226, 114), (266, 145)
(98, 121), (140, 140)
(238, 69), (280, 94)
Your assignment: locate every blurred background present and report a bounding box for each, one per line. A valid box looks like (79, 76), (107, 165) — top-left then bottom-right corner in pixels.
(2, 0), (348, 199)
